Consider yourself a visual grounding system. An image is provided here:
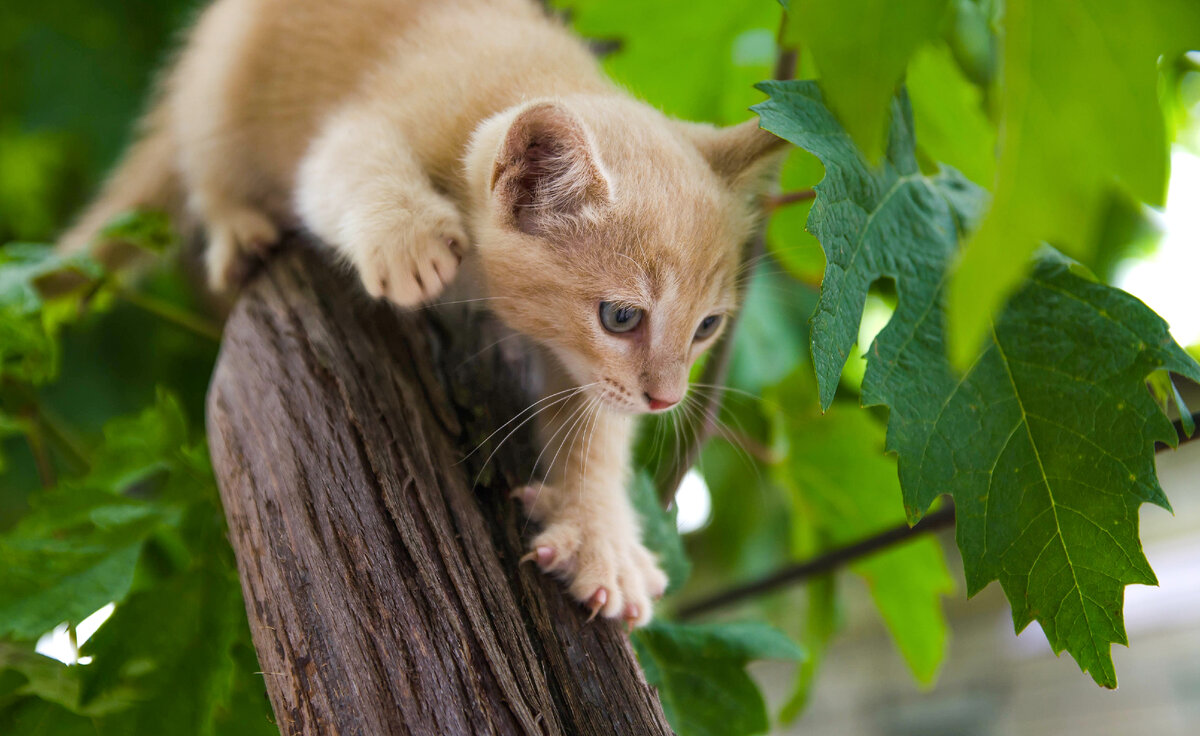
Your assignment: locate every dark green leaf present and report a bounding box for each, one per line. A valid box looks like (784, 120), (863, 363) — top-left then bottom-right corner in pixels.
(754, 79), (1200, 686)
(633, 620), (803, 736)
(80, 564), (266, 736)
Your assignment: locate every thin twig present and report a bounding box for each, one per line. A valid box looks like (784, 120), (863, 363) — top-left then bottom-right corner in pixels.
(676, 410), (1200, 618)
(766, 189), (816, 211)
(117, 287), (223, 342)
(678, 506), (956, 619)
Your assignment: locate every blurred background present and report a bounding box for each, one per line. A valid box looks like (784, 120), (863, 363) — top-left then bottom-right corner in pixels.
(2, 1), (1198, 735)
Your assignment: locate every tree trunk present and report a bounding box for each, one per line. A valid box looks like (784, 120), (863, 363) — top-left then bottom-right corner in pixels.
(206, 240), (673, 736)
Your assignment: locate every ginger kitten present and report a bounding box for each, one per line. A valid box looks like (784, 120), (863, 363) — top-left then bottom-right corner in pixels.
(63, 0), (785, 626)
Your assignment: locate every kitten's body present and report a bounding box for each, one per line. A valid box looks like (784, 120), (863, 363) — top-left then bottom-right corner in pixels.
(64, 0), (783, 625)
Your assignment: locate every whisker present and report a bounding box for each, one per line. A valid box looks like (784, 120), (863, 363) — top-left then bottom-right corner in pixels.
(468, 384), (596, 487)
(455, 331), (524, 369)
(463, 382), (593, 464)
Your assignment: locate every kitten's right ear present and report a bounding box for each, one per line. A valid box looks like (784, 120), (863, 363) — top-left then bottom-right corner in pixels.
(491, 102), (611, 238)
(677, 118), (789, 195)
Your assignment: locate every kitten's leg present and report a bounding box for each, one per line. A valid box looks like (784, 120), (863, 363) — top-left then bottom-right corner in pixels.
(515, 395), (669, 626)
(296, 105), (466, 306)
(178, 136), (281, 291)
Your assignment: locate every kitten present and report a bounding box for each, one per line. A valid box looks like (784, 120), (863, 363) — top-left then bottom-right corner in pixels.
(62, 0), (785, 626)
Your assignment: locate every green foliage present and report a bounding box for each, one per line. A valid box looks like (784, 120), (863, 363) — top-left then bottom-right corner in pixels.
(555, 0), (778, 125)
(755, 79), (1200, 686)
(632, 620), (804, 736)
(0, 230), (271, 733)
(947, 0), (1200, 364)
(788, 0), (949, 160)
(769, 372), (953, 687)
(0, 244), (110, 384)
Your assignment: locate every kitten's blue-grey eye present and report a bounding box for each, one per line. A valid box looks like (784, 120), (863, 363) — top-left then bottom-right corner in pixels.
(694, 314), (722, 340)
(599, 301), (643, 334)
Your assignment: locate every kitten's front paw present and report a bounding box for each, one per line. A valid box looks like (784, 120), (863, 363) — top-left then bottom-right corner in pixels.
(205, 207), (281, 292)
(522, 507), (668, 628)
(352, 206), (467, 307)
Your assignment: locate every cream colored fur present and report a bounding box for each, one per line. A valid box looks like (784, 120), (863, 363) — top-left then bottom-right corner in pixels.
(63, 0), (785, 626)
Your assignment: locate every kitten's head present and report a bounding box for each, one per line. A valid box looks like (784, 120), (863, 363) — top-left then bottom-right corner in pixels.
(466, 96), (786, 414)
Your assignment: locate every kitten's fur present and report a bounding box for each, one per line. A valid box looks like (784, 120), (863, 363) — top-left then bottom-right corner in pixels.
(63, 0), (785, 625)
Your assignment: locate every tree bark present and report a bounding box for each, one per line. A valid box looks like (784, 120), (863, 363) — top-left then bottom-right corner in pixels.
(206, 240), (673, 736)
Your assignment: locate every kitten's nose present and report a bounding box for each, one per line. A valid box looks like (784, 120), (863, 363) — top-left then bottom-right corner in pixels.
(644, 393), (678, 411)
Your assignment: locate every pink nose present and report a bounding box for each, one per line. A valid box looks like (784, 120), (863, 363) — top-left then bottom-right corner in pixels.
(645, 394), (678, 411)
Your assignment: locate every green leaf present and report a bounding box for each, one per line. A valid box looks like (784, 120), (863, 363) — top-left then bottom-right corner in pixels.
(769, 372), (952, 686)
(631, 471), (691, 593)
(0, 391), (198, 639)
(633, 620), (803, 736)
(789, 0), (949, 160)
(557, 0), (780, 125)
(888, 256), (1200, 687)
(0, 243), (110, 384)
(906, 43), (996, 188)
(79, 564), (265, 736)
(754, 79), (1200, 686)
(947, 0), (1200, 365)
(752, 81), (978, 412)
(96, 211), (177, 255)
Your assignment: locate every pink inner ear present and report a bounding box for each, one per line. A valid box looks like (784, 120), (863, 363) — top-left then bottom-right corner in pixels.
(493, 104), (609, 236)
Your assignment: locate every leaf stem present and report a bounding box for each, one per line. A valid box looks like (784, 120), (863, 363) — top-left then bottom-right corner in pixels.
(766, 189), (816, 211)
(117, 287), (223, 342)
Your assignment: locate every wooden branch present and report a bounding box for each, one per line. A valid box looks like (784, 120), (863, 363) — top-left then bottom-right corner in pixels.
(207, 240), (671, 736)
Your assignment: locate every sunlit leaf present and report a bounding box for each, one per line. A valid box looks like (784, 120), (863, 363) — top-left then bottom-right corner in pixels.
(947, 0), (1200, 365)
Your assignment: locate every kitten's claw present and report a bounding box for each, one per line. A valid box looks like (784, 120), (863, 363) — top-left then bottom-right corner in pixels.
(586, 588), (608, 622)
(526, 506), (667, 628)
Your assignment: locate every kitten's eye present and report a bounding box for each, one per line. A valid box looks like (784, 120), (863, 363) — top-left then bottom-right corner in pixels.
(694, 314), (722, 340)
(599, 301), (643, 334)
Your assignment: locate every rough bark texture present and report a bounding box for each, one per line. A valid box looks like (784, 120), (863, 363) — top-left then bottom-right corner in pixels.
(206, 241), (673, 736)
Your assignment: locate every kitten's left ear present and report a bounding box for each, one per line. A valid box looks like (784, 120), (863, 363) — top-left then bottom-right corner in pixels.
(677, 118), (789, 195)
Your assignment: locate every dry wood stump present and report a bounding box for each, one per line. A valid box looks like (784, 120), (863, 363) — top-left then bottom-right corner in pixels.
(206, 240), (672, 736)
